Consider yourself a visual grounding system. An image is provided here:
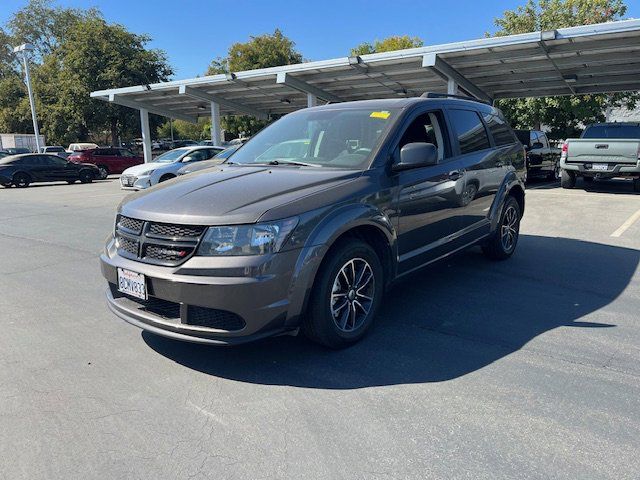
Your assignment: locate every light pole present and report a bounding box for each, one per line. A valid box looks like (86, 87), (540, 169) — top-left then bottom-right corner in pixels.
(13, 43), (42, 152)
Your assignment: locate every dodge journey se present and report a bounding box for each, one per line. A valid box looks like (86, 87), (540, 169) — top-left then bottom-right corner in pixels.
(101, 94), (526, 348)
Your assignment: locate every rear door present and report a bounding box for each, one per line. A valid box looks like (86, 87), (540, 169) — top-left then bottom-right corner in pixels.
(43, 155), (77, 181)
(92, 148), (114, 172)
(444, 107), (501, 236)
(118, 149), (142, 170)
(394, 109), (466, 273)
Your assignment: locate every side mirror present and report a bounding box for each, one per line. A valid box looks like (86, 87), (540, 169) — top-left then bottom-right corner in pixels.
(393, 143), (438, 172)
(182, 156), (194, 162)
(531, 142), (544, 150)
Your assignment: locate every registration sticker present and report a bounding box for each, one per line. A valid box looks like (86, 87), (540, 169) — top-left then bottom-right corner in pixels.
(117, 268), (147, 300)
(370, 111), (391, 119)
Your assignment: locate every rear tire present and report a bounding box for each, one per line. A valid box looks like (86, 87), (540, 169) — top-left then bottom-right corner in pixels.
(547, 162), (560, 181)
(482, 195), (521, 261)
(97, 165), (109, 180)
(302, 240), (383, 349)
(79, 170), (93, 183)
(560, 169), (576, 189)
(13, 172), (30, 188)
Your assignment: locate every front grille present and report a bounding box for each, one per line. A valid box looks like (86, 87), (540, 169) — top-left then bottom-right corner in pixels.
(144, 244), (195, 262)
(121, 176), (136, 187)
(115, 216), (205, 266)
(111, 285), (180, 319)
(117, 235), (139, 256)
(118, 215), (143, 234)
(110, 284), (245, 331)
(186, 306), (245, 330)
(148, 223), (205, 239)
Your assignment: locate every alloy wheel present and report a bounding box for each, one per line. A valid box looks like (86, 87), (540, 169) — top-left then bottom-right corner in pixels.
(330, 258), (375, 333)
(500, 205), (518, 252)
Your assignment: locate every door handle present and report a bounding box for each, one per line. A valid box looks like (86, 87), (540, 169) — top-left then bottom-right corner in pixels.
(449, 170), (463, 181)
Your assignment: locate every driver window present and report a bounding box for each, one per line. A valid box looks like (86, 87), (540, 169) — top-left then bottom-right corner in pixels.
(399, 111), (446, 161)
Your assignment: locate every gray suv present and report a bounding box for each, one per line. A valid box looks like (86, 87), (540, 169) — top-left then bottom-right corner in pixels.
(101, 95), (526, 348)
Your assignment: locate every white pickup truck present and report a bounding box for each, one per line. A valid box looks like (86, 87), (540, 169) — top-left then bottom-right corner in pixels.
(560, 122), (640, 192)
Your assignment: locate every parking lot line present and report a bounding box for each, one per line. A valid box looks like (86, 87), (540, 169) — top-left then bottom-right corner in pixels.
(611, 208), (640, 237)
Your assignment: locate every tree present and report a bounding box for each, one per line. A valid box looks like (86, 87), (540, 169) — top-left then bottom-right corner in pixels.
(350, 35), (423, 56)
(8, 0), (101, 59)
(491, 0), (637, 139)
(157, 118), (211, 141)
(207, 29), (303, 75)
(200, 29), (303, 138)
(32, 16), (172, 145)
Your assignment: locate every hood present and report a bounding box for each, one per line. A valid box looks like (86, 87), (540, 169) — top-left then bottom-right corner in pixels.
(122, 161), (175, 176)
(119, 165), (361, 225)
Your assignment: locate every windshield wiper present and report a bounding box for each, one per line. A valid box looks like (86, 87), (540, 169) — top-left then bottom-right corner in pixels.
(265, 159), (321, 167)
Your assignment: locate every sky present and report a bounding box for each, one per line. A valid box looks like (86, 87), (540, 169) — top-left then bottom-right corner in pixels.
(2, 0), (640, 80)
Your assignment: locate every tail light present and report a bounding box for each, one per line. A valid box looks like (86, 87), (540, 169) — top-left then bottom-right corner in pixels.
(561, 141), (568, 159)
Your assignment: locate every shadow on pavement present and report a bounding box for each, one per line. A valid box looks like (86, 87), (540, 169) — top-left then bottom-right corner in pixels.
(143, 235), (639, 389)
(530, 177), (638, 194)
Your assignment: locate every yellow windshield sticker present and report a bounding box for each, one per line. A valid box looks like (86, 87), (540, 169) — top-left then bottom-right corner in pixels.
(370, 111), (391, 119)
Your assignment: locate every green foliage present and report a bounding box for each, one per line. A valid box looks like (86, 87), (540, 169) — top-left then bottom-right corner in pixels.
(200, 29), (303, 138)
(491, 0), (637, 139)
(350, 35), (424, 56)
(207, 29), (303, 75)
(157, 118), (211, 141)
(8, 0), (101, 59)
(0, 1), (172, 145)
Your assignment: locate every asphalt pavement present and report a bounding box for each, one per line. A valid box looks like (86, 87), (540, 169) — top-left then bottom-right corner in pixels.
(0, 176), (639, 479)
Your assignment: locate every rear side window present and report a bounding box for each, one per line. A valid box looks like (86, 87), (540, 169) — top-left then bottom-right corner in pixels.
(484, 114), (518, 146)
(582, 125), (640, 139)
(449, 109), (491, 154)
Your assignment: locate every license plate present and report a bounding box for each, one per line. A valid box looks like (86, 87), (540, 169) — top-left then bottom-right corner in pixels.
(117, 268), (147, 300)
(121, 177), (134, 186)
(592, 163), (608, 171)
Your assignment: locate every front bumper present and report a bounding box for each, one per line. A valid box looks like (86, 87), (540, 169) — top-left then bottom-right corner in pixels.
(100, 243), (306, 345)
(0, 174), (12, 184)
(561, 158), (640, 177)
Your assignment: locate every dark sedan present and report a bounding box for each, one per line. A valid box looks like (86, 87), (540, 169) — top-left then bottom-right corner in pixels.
(0, 153), (100, 188)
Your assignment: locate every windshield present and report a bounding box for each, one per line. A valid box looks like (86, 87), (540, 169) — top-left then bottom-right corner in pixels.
(154, 148), (189, 162)
(229, 107), (398, 169)
(215, 146), (239, 159)
(582, 125), (640, 139)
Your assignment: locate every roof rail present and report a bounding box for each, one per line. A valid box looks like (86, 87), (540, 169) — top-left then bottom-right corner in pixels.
(421, 92), (491, 105)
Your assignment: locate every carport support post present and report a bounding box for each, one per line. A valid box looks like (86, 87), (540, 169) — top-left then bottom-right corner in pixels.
(447, 78), (458, 95)
(210, 101), (222, 146)
(139, 108), (152, 163)
(307, 93), (317, 108)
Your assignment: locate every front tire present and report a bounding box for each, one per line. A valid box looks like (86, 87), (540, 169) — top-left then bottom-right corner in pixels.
(482, 195), (521, 261)
(303, 240), (383, 348)
(561, 169), (576, 189)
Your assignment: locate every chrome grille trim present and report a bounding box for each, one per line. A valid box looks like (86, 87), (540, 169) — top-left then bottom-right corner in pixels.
(115, 217), (205, 266)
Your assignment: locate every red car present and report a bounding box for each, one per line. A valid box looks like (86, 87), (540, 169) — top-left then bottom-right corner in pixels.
(68, 147), (143, 179)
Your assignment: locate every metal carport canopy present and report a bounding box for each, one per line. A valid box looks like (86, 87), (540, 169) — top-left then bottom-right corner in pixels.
(91, 18), (640, 121)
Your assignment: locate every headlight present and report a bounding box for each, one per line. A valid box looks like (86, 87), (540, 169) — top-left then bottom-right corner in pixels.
(197, 217), (298, 256)
(141, 169), (155, 176)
